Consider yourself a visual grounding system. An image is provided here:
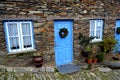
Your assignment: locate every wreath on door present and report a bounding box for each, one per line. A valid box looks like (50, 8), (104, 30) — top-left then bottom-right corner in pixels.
(116, 27), (120, 34)
(59, 28), (68, 38)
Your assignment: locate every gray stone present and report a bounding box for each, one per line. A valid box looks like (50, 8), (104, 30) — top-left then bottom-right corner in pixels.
(34, 23), (44, 27)
(40, 6), (47, 8)
(19, 12), (27, 15)
(83, 10), (87, 14)
(6, 8), (13, 10)
(45, 67), (55, 72)
(0, 51), (6, 56)
(55, 0), (60, 2)
(97, 67), (112, 72)
(38, 67), (46, 72)
(29, 11), (43, 14)
(0, 68), (7, 72)
(6, 67), (14, 72)
(5, 3), (16, 7)
(81, 65), (88, 69)
(0, 4), (5, 7)
(13, 68), (26, 73)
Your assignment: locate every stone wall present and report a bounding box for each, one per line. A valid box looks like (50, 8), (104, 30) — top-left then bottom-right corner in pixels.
(0, 0), (120, 61)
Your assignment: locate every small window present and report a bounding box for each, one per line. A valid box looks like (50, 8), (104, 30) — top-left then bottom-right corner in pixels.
(89, 19), (104, 42)
(4, 20), (35, 54)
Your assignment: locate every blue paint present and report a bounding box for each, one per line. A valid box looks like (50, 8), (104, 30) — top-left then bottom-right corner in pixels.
(114, 20), (120, 53)
(54, 20), (73, 66)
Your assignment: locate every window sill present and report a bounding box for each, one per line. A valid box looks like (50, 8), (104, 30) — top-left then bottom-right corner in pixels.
(91, 40), (102, 43)
(7, 49), (37, 55)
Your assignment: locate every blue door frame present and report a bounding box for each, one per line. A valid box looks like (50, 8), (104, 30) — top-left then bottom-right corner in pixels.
(54, 20), (73, 66)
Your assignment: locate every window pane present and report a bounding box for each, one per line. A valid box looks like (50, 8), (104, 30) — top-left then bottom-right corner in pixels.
(96, 26), (101, 30)
(97, 21), (102, 26)
(90, 21), (95, 30)
(22, 23), (31, 35)
(96, 30), (100, 38)
(23, 36), (32, 48)
(8, 23), (18, 36)
(10, 37), (19, 49)
(90, 31), (94, 37)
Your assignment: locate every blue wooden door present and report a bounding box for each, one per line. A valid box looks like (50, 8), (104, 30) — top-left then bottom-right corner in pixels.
(114, 20), (120, 53)
(54, 20), (73, 66)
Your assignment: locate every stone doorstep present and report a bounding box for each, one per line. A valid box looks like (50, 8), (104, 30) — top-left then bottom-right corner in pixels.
(0, 65), (55, 73)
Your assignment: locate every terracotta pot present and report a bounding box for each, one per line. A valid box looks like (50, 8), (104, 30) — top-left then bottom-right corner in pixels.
(33, 56), (43, 67)
(87, 59), (93, 64)
(93, 58), (98, 64)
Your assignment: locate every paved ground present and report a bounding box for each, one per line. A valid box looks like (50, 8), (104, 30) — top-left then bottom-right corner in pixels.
(0, 69), (120, 80)
(1, 52), (120, 79)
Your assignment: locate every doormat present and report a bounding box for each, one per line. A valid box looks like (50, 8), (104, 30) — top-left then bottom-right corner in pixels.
(57, 63), (80, 74)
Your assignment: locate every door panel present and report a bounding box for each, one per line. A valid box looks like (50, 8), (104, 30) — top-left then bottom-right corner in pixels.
(115, 20), (120, 52)
(54, 20), (73, 66)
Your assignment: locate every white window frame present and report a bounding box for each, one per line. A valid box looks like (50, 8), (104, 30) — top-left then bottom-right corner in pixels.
(4, 20), (35, 54)
(89, 19), (104, 42)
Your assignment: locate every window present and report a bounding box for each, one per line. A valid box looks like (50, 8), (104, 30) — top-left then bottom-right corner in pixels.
(90, 19), (104, 42)
(4, 20), (35, 54)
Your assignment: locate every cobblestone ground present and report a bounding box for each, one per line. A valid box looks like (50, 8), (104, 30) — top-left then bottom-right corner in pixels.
(0, 69), (120, 80)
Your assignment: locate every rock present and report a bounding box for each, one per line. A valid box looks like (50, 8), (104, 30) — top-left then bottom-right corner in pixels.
(29, 11), (43, 14)
(0, 68), (7, 72)
(0, 51), (6, 56)
(45, 67), (55, 72)
(97, 67), (112, 72)
(81, 65), (88, 69)
(102, 61), (120, 69)
(83, 10), (87, 14)
(38, 67), (46, 72)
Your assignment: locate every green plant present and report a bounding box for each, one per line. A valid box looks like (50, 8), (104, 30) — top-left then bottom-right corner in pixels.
(96, 53), (104, 62)
(78, 33), (94, 47)
(98, 37), (117, 53)
(33, 53), (42, 57)
(85, 44), (92, 52)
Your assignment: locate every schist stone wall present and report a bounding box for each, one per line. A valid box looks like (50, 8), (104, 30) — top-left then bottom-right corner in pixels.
(0, 0), (120, 61)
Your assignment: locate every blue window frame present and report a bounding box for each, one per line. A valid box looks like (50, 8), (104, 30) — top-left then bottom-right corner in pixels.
(4, 20), (35, 54)
(90, 19), (104, 42)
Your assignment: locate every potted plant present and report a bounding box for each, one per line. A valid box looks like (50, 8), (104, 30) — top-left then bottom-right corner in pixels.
(98, 37), (117, 53)
(93, 57), (98, 64)
(78, 33), (95, 57)
(96, 53), (104, 62)
(33, 52), (44, 68)
(87, 55), (93, 64)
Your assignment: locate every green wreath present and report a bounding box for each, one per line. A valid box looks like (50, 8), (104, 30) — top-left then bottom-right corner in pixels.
(59, 28), (68, 38)
(116, 27), (120, 34)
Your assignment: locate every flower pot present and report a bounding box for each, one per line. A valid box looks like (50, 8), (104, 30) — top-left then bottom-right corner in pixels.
(33, 56), (44, 68)
(87, 59), (93, 64)
(93, 58), (98, 64)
